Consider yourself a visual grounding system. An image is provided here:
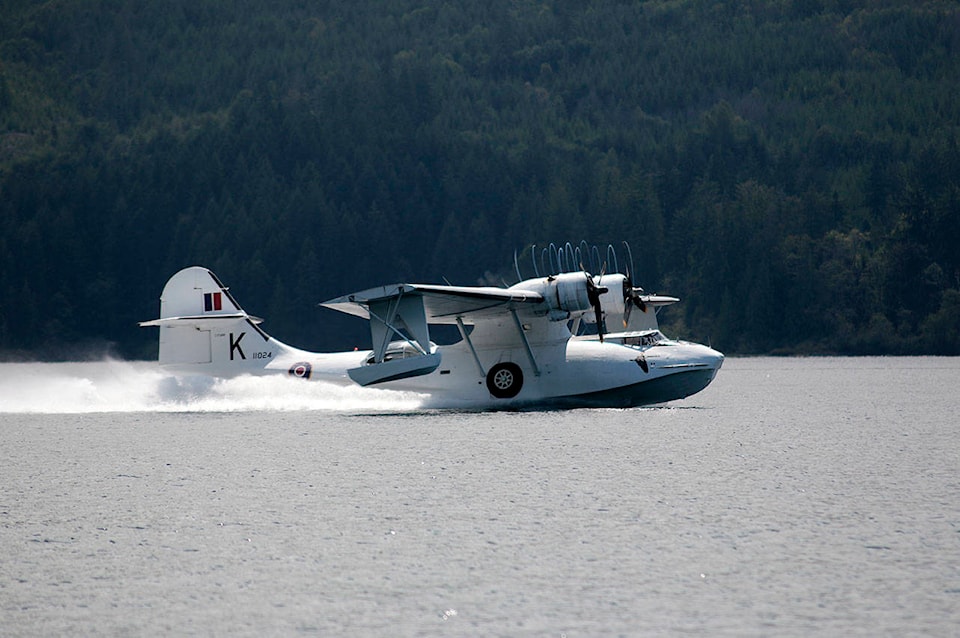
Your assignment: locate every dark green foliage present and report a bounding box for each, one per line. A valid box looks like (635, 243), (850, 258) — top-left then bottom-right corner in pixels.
(1, 0), (959, 357)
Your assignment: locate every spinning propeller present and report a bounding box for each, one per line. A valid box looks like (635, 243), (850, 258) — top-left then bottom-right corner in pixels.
(622, 275), (647, 328)
(577, 254), (609, 342)
(585, 273), (608, 342)
(529, 241), (654, 340)
(620, 241), (647, 328)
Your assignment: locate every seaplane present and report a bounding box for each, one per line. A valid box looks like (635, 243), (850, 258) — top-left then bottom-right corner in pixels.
(140, 242), (723, 409)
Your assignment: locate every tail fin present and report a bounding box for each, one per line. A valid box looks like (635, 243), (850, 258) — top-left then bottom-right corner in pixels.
(140, 267), (292, 376)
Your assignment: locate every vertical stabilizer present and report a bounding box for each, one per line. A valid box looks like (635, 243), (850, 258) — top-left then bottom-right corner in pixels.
(139, 267), (295, 376)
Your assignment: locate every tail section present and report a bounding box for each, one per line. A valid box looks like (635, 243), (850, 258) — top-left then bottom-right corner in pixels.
(140, 267), (294, 376)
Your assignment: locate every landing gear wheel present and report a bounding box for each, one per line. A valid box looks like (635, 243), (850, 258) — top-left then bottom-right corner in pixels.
(486, 362), (523, 399)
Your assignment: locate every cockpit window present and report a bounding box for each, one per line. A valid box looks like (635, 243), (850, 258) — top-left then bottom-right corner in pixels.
(366, 340), (433, 365)
(621, 331), (667, 347)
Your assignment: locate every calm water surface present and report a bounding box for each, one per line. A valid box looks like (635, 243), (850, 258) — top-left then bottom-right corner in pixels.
(1, 357), (958, 636)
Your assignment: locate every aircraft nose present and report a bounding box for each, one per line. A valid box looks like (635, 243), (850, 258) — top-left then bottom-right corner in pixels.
(704, 346), (725, 369)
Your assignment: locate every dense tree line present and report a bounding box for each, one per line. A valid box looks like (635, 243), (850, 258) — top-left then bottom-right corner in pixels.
(1, 0), (958, 358)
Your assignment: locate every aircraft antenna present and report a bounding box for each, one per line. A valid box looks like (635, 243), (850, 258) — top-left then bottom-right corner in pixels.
(548, 242), (558, 275)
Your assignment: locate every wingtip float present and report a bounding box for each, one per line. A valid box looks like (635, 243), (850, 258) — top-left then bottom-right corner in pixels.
(140, 243), (723, 409)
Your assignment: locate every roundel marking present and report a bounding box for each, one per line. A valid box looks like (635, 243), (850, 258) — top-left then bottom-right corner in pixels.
(289, 362), (312, 380)
(486, 362), (523, 399)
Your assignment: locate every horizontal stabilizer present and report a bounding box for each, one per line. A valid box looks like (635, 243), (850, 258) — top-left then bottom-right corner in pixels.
(138, 314), (263, 328)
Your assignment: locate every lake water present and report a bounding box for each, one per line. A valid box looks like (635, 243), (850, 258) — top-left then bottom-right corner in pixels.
(1, 357), (958, 636)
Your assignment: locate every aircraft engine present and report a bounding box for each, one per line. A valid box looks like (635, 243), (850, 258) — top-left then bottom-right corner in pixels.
(586, 274), (627, 325)
(550, 272), (593, 314)
(516, 271), (612, 337)
(534, 272), (608, 337)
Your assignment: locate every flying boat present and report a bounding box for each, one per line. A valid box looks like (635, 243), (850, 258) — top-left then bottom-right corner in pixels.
(140, 242), (723, 409)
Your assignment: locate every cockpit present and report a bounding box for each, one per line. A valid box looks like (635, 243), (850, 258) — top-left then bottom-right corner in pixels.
(618, 330), (668, 347)
(365, 340), (437, 365)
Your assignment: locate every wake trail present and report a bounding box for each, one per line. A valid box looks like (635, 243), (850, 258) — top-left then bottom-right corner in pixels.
(0, 360), (424, 414)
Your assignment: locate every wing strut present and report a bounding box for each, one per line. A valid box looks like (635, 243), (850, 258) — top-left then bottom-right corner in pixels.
(347, 291), (442, 386)
(510, 309), (541, 376)
(456, 317), (486, 376)
(365, 292), (431, 363)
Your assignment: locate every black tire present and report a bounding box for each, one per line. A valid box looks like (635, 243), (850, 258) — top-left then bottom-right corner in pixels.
(486, 362), (523, 399)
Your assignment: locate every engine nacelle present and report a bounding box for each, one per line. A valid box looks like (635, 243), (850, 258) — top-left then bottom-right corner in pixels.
(551, 272), (594, 314)
(512, 272), (633, 325)
(513, 272), (593, 320)
(591, 273), (627, 324)
(577, 274), (628, 325)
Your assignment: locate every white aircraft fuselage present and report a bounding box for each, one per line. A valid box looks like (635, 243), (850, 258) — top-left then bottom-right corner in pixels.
(142, 263), (723, 410)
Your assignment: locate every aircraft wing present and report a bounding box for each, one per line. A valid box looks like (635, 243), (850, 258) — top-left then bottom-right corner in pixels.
(320, 283), (545, 324)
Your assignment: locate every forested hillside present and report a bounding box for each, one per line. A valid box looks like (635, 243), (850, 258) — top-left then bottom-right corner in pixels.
(2, 0), (959, 358)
